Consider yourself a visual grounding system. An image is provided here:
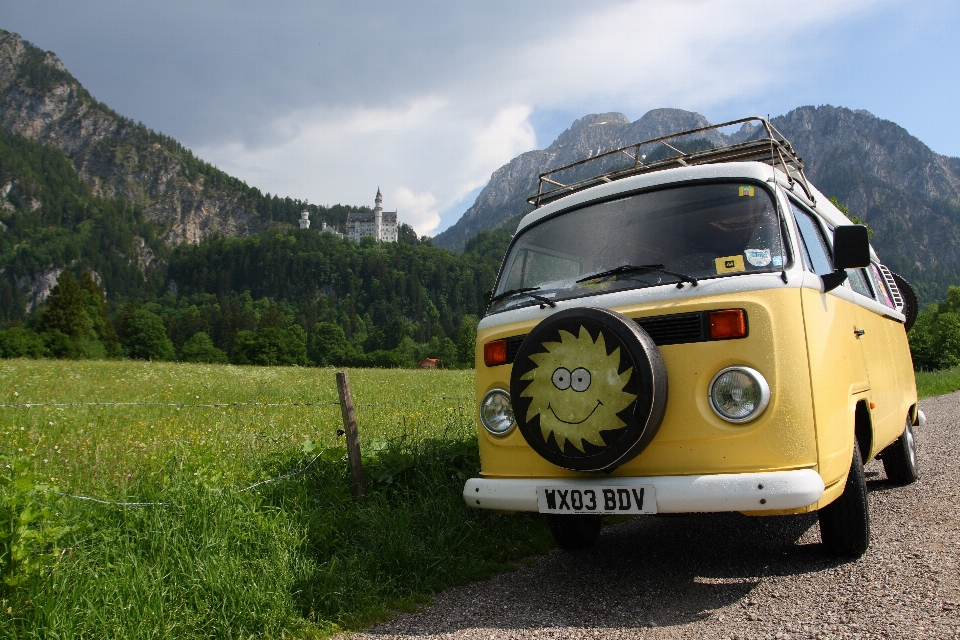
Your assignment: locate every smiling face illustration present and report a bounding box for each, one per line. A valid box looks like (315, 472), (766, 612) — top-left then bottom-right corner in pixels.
(520, 325), (636, 452)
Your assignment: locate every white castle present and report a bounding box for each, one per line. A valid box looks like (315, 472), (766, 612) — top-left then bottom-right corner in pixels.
(347, 188), (398, 243)
(299, 209), (344, 237)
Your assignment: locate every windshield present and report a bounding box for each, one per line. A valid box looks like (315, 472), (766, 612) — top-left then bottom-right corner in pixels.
(489, 182), (785, 313)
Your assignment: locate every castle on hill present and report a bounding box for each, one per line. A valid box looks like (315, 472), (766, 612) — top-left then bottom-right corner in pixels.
(347, 189), (398, 243)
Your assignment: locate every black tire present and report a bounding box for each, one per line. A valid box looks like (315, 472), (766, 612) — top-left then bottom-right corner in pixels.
(891, 272), (918, 332)
(881, 417), (919, 484)
(818, 438), (871, 557)
(510, 307), (668, 473)
(547, 514), (603, 551)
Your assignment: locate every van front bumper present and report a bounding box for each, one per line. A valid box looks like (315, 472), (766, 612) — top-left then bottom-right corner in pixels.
(463, 469), (824, 514)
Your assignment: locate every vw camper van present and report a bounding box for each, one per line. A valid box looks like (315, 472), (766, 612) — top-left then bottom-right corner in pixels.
(463, 117), (921, 557)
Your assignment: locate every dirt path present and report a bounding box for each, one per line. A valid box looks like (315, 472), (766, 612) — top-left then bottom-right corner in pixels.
(348, 393), (960, 640)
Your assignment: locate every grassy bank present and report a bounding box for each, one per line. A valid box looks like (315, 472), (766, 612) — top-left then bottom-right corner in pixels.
(0, 361), (551, 638)
(916, 366), (960, 399)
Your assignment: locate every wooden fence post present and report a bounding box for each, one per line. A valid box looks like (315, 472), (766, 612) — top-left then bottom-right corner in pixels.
(336, 370), (364, 498)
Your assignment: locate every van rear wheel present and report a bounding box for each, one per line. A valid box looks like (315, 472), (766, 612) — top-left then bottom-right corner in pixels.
(881, 417), (919, 485)
(547, 514), (602, 551)
(818, 438), (871, 557)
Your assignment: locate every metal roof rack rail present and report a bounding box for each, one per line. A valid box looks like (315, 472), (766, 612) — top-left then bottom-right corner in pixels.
(527, 116), (815, 208)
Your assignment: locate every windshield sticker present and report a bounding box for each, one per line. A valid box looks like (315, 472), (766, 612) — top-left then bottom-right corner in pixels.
(772, 255), (784, 267)
(745, 248), (772, 267)
(715, 255), (746, 274)
(738, 186), (755, 197)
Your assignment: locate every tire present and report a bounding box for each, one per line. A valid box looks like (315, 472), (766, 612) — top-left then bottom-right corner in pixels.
(890, 272), (918, 332)
(547, 514), (603, 551)
(881, 417), (919, 484)
(510, 307), (668, 473)
(818, 437), (871, 557)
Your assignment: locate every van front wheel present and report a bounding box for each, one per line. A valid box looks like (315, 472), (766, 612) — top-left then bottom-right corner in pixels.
(547, 514), (603, 551)
(818, 438), (871, 557)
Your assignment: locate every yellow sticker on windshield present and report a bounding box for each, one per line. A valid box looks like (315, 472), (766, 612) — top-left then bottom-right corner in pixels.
(739, 186), (755, 197)
(715, 255), (745, 274)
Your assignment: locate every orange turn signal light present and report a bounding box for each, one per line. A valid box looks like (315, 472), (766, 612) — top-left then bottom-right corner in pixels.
(484, 340), (508, 366)
(708, 309), (747, 340)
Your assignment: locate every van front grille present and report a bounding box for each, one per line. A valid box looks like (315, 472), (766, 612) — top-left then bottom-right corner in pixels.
(496, 309), (742, 365)
(635, 312), (706, 345)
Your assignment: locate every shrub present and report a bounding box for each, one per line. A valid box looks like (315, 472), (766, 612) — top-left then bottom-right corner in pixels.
(0, 457), (72, 588)
(118, 309), (176, 361)
(232, 327), (307, 366)
(0, 328), (45, 358)
(909, 285), (960, 369)
(180, 332), (228, 364)
(308, 322), (347, 366)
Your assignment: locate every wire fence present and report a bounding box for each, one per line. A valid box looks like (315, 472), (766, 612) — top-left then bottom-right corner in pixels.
(3, 396), (475, 508)
(51, 449), (329, 507)
(0, 399), (471, 409)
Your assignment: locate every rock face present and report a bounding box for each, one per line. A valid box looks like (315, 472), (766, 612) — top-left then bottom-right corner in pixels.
(0, 30), (262, 245)
(769, 106), (960, 289)
(434, 106), (960, 301)
(434, 109), (723, 253)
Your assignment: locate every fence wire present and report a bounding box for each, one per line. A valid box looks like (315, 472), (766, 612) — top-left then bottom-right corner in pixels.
(4, 398), (473, 507)
(0, 398), (470, 409)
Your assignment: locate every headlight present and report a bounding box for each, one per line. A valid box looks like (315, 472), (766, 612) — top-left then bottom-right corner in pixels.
(480, 388), (515, 436)
(709, 366), (770, 423)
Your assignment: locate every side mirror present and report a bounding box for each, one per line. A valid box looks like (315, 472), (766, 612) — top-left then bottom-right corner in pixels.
(833, 225), (870, 270)
(821, 225), (870, 293)
(483, 290), (492, 310)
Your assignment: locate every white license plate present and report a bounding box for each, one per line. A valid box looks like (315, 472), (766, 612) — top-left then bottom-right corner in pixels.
(536, 485), (657, 515)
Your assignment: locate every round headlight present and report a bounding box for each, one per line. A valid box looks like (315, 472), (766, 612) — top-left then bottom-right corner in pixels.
(709, 366), (770, 423)
(480, 388), (515, 436)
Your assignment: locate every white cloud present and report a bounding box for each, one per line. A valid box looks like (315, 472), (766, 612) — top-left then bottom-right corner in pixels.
(199, 99), (537, 236)
(392, 187), (439, 234)
(196, 0), (890, 237)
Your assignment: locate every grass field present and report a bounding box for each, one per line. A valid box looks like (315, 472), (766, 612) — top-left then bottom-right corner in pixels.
(0, 360), (551, 638)
(916, 365), (960, 399)
(3, 360), (955, 638)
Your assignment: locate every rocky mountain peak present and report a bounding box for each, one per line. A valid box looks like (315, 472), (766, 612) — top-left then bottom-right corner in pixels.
(0, 29), (263, 245)
(434, 104), (960, 302)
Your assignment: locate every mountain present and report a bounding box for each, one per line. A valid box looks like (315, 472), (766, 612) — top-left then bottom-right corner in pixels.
(434, 107), (960, 303)
(433, 109), (724, 253)
(0, 29), (290, 245)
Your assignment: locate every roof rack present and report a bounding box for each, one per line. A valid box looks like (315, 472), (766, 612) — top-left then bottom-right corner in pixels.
(527, 116), (815, 208)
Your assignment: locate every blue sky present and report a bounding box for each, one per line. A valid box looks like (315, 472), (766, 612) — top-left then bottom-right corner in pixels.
(1, 0), (957, 235)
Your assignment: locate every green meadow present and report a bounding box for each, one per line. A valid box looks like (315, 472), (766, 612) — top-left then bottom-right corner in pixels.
(0, 360), (550, 638)
(2, 360), (953, 638)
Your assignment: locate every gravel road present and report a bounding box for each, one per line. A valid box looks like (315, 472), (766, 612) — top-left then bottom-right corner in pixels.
(347, 393), (960, 640)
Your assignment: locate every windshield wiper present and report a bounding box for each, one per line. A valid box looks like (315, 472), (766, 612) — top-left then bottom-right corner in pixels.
(576, 263), (698, 289)
(488, 286), (557, 309)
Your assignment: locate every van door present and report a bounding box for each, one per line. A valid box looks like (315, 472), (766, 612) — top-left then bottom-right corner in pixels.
(792, 202), (868, 487)
(852, 266), (909, 452)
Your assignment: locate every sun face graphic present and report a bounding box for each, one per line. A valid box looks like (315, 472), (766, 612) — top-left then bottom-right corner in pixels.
(520, 325), (636, 452)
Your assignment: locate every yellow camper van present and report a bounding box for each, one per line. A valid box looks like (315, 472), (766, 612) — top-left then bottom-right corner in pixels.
(463, 117), (921, 557)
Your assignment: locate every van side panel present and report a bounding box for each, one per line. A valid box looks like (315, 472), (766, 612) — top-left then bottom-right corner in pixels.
(799, 287), (869, 487)
(856, 307), (913, 455)
(476, 288), (818, 479)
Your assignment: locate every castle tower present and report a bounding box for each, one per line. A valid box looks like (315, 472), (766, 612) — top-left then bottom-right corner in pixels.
(299, 209), (310, 229)
(374, 187), (383, 241)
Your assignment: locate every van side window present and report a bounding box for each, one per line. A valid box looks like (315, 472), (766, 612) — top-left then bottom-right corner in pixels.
(846, 268), (873, 298)
(791, 202), (833, 276)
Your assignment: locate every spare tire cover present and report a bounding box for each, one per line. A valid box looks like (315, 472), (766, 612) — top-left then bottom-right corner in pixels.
(510, 307), (668, 473)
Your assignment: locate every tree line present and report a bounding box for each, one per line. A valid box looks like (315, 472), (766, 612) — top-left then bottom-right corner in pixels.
(0, 227), (511, 368)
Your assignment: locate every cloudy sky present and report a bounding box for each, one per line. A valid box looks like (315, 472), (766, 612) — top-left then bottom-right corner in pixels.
(2, 0), (958, 235)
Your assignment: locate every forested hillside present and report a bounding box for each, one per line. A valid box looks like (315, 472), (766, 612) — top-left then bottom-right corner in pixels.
(0, 124), (168, 319)
(0, 122), (510, 367)
(0, 29), (361, 245)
